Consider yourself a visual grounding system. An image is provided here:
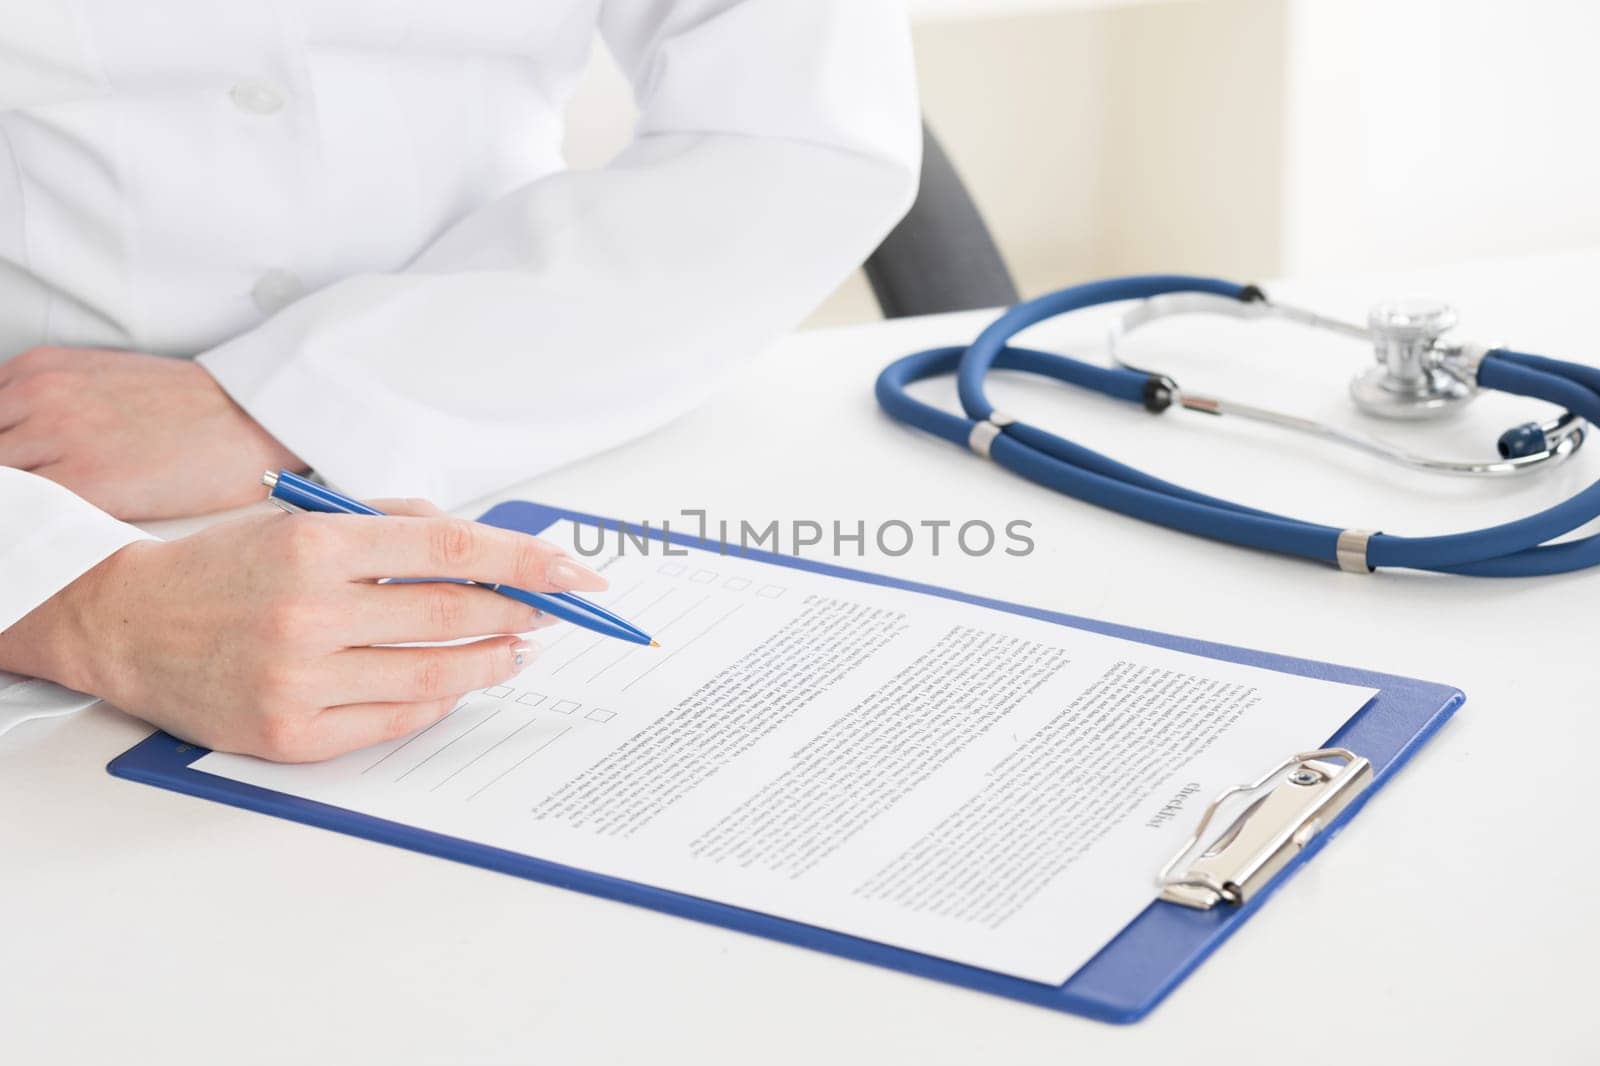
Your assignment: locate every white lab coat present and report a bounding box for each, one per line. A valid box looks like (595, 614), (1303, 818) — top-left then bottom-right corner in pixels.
(0, 0), (921, 732)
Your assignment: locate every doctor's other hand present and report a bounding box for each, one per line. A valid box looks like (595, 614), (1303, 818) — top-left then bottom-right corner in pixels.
(0, 502), (610, 761)
(0, 346), (306, 520)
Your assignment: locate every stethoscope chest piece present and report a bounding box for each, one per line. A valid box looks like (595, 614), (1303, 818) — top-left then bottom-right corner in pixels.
(1351, 298), (1475, 420)
(1103, 287), (1584, 477)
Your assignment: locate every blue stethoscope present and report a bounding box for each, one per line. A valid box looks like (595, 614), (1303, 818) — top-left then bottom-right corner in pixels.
(876, 274), (1600, 577)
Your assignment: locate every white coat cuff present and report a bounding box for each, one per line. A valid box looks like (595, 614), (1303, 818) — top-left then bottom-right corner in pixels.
(0, 472), (152, 633)
(0, 471), (151, 737)
(198, 333), (447, 504)
(0, 672), (105, 739)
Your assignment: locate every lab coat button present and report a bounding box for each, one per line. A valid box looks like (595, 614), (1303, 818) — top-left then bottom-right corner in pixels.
(229, 80), (286, 115)
(252, 270), (303, 314)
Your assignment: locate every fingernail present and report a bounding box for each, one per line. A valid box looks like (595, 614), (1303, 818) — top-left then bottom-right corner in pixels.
(510, 639), (537, 670)
(547, 556), (608, 592)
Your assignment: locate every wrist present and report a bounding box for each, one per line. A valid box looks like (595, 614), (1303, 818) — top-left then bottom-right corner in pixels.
(62, 540), (160, 698)
(0, 541), (155, 697)
(199, 363), (307, 476)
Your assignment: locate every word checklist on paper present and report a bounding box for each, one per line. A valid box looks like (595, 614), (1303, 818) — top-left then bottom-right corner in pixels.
(194, 523), (1376, 985)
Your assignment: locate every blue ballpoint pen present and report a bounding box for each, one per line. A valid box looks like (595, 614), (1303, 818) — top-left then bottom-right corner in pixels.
(260, 470), (658, 648)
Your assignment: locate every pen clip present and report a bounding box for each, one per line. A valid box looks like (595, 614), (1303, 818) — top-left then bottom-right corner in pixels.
(261, 469), (298, 513)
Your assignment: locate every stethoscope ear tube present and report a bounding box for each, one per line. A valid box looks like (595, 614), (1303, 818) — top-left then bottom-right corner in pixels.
(955, 275), (1254, 421)
(875, 277), (1600, 577)
(1401, 352), (1600, 576)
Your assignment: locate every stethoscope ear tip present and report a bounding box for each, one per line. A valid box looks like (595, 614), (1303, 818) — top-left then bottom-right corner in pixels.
(1497, 422), (1549, 460)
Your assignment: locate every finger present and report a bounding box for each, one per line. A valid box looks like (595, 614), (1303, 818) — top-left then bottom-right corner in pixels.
(365, 497), (445, 517)
(347, 581), (560, 645)
(330, 515), (608, 592)
(0, 425), (56, 470)
(319, 635), (538, 705)
(286, 697), (462, 762)
(0, 384), (28, 432)
(0, 347), (62, 387)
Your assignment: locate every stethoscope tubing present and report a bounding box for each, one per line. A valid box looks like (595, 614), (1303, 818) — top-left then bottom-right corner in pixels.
(876, 276), (1600, 577)
(955, 275), (1251, 421)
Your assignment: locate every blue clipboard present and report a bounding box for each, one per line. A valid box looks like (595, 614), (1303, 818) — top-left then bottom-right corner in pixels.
(108, 500), (1463, 1024)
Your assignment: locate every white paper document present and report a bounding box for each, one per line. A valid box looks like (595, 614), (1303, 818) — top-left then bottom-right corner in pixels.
(194, 524), (1376, 984)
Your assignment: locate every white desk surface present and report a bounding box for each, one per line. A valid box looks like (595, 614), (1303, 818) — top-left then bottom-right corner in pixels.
(5, 249), (1599, 1064)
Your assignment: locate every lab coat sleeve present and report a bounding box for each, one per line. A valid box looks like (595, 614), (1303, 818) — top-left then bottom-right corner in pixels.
(197, 0), (922, 507)
(0, 469), (153, 735)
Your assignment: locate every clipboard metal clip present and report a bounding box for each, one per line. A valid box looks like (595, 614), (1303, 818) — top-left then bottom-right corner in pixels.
(1158, 748), (1373, 910)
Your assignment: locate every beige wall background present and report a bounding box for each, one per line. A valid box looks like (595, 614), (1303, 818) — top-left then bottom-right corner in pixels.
(563, 0), (1600, 325)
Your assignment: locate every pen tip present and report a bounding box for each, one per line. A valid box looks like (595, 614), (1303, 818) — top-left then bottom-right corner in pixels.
(649, 640), (661, 648)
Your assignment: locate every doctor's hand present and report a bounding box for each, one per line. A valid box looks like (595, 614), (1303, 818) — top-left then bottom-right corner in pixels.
(0, 501), (609, 761)
(0, 346), (306, 520)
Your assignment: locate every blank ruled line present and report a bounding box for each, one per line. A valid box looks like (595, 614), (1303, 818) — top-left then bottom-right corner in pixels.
(551, 585), (682, 675)
(431, 716), (538, 792)
(541, 629), (579, 652)
(620, 603), (744, 693)
(632, 587), (676, 619)
(598, 580), (645, 609)
(585, 591), (709, 683)
(587, 647), (637, 684)
(466, 726), (572, 802)
(542, 580), (645, 651)
(654, 594), (710, 635)
(551, 635), (604, 675)
(361, 701), (466, 775)
(395, 708), (502, 783)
